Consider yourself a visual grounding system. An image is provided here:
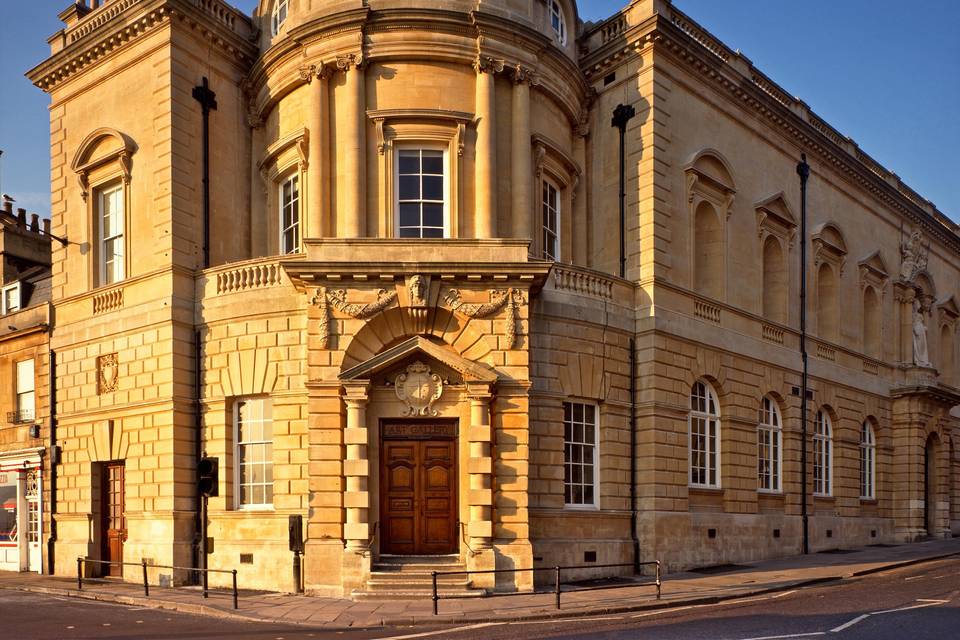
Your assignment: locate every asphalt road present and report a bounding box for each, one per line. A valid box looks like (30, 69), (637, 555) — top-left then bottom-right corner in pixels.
(1, 557), (957, 639)
(431, 556), (960, 640)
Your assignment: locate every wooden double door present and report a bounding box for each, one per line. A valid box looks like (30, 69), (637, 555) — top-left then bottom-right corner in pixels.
(380, 422), (457, 555)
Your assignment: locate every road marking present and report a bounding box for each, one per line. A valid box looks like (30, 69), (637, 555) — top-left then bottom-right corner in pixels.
(830, 614), (869, 633)
(379, 623), (499, 639)
(904, 575), (928, 581)
(630, 605), (697, 618)
(771, 590), (797, 599)
(736, 633), (826, 640)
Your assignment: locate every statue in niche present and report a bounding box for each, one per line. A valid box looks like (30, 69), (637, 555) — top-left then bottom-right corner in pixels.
(900, 228), (928, 282)
(912, 297), (931, 367)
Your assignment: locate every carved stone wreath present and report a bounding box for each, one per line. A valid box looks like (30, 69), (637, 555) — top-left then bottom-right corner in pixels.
(445, 287), (527, 349)
(311, 287), (398, 348)
(395, 361), (443, 416)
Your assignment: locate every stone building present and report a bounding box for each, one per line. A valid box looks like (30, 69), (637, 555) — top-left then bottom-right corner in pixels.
(0, 199), (53, 574)
(22, 0), (959, 595)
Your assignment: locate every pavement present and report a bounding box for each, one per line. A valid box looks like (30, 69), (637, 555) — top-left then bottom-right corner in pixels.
(1, 538), (958, 630)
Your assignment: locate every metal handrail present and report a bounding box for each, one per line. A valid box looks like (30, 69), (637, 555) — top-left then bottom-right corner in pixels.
(459, 521), (478, 558)
(77, 557), (239, 609)
(430, 560), (661, 615)
(358, 521), (379, 557)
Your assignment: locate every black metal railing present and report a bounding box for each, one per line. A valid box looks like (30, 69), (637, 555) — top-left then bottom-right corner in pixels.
(76, 557), (239, 609)
(430, 560), (661, 615)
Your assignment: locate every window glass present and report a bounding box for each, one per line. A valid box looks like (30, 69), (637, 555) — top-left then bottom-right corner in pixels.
(757, 396), (781, 492)
(235, 398), (274, 508)
(1, 284), (19, 314)
(860, 421), (876, 499)
(271, 0), (288, 36)
(542, 180), (560, 260)
(814, 409), (833, 496)
(99, 184), (124, 285)
(16, 359), (35, 423)
(397, 149), (446, 238)
(564, 401), (598, 506)
(689, 380), (720, 487)
(550, 0), (567, 45)
(280, 175), (300, 254)
(0, 471), (16, 543)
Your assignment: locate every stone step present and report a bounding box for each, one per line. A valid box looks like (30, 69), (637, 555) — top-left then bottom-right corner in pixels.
(351, 588), (486, 601)
(366, 575), (473, 589)
(376, 554), (461, 565)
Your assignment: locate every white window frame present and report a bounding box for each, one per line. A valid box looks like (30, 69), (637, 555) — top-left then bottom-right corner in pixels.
(542, 177), (560, 261)
(1, 282), (20, 315)
(757, 395), (782, 493)
(271, 0), (288, 37)
(394, 145), (450, 239)
(233, 397), (274, 511)
(563, 400), (599, 509)
(860, 421), (876, 500)
(279, 174), (301, 255)
(97, 183), (125, 286)
(549, 0), (567, 46)
(813, 409), (833, 497)
(15, 359), (35, 423)
(689, 380), (721, 489)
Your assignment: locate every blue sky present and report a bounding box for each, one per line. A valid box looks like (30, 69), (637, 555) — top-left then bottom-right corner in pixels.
(1, 1), (957, 219)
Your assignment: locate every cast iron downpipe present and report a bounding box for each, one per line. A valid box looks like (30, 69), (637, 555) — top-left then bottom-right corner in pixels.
(192, 77), (217, 269)
(47, 347), (57, 574)
(797, 154), (811, 555)
(612, 104), (640, 571)
(612, 104), (635, 280)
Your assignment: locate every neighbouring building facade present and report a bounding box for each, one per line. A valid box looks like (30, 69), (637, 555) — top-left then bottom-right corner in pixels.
(19, 0), (959, 595)
(0, 199), (53, 574)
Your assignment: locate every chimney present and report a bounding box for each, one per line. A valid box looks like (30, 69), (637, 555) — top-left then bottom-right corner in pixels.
(30, 213), (40, 232)
(17, 208), (27, 227)
(43, 219), (51, 235)
(2, 200), (11, 216)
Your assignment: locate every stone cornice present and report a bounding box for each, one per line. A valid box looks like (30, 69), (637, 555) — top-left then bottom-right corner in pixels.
(27, 0), (256, 93)
(580, 8), (959, 255)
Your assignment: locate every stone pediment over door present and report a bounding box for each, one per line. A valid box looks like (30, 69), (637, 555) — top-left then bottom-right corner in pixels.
(339, 335), (498, 384)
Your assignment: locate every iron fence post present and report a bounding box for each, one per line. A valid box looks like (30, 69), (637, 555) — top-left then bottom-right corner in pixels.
(656, 561), (661, 600)
(142, 560), (149, 597)
(232, 570), (238, 609)
(76, 557), (82, 590)
(555, 566), (561, 610)
(432, 571), (439, 615)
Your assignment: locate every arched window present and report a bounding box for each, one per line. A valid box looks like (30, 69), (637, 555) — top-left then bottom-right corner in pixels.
(762, 236), (787, 323)
(860, 421), (876, 500)
(814, 409), (833, 496)
(817, 263), (838, 342)
(689, 380), (720, 488)
(549, 0), (567, 45)
(694, 201), (723, 299)
(271, 0), (288, 37)
(863, 286), (881, 358)
(758, 396), (782, 492)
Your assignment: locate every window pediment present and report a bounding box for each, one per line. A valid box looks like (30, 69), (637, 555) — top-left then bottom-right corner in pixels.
(258, 127), (309, 184)
(936, 295), (960, 325)
(858, 250), (889, 291)
(812, 222), (848, 274)
(755, 192), (797, 245)
(71, 127), (137, 201)
(685, 149), (736, 218)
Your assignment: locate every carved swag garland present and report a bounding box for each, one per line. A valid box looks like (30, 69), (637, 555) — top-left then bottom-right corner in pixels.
(309, 282), (527, 350)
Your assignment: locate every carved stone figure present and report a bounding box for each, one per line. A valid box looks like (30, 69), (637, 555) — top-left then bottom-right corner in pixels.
(407, 274), (429, 308)
(900, 229), (928, 282)
(912, 297), (931, 367)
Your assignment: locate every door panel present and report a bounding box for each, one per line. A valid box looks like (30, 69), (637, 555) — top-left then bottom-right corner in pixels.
(101, 463), (125, 577)
(381, 436), (456, 555)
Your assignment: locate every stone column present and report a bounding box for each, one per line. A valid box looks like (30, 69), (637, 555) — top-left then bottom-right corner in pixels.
(474, 58), (500, 239)
(894, 282), (915, 364)
(306, 64), (330, 239)
(572, 113), (589, 266)
(510, 67), (531, 243)
(342, 381), (371, 552)
(339, 55), (366, 238)
(466, 382), (495, 588)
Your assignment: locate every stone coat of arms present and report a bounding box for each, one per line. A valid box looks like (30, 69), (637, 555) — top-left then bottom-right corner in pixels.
(395, 361), (443, 416)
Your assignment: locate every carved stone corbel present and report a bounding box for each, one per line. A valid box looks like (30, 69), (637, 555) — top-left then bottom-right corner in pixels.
(445, 287), (528, 349)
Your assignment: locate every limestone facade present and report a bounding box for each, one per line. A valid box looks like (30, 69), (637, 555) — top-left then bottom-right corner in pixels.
(21, 0), (959, 594)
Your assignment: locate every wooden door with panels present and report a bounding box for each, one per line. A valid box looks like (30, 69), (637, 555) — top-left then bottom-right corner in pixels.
(101, 462), (126, 576)
(380, 421), (457, 555)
